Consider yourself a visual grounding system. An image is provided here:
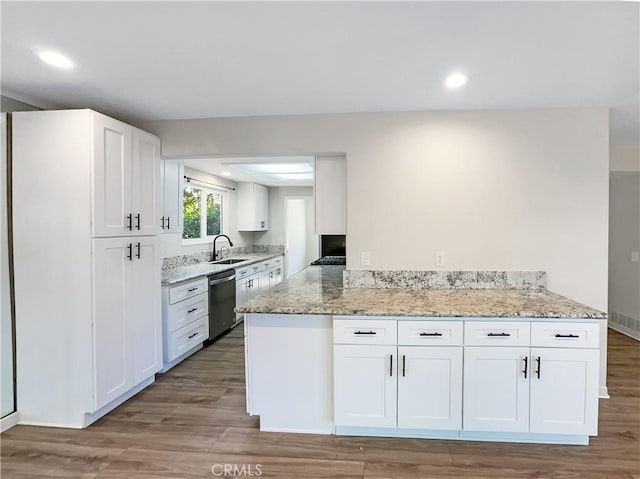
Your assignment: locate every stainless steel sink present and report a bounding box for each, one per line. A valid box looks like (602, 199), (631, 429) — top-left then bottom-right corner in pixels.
(210, 258), (248, 265)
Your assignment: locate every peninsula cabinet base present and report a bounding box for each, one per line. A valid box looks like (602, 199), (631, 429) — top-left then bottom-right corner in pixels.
(334, 426), (590, 446)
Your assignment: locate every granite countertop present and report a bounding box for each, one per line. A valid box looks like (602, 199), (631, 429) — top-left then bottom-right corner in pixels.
(161, 253), (282, 285)
(236, 265), (607, 320)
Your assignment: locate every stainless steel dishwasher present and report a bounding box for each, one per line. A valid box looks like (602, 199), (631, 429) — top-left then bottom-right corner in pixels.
(208, 269), (236, 340)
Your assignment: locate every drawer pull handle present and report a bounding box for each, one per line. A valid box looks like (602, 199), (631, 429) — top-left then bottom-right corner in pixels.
(187, 308), (197, 314)
(402, 355), (406, 377)
(535, 356), (541, 379)
(487, 332), (511, 337)
(522, 356), (528, 379)
(390, 354), (393, 377)
(354, 331), (376, 335)
(188, 332), (199, 339)
(187, 287), (198, 292)
(555, 333), (579, 338)
(420, 332), (443, 337)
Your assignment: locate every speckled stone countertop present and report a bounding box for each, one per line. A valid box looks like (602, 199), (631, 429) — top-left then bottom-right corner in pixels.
(161, 253), (282, 285)
(236, 266), (606, 319)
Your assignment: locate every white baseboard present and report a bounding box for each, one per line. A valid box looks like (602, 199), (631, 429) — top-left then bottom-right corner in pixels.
(599, 386), (610, 399)
(0, 412), (19, 432)
(608, 323), (640, 341)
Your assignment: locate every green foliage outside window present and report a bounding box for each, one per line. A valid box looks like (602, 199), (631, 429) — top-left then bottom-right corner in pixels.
(183, 186), (222, 240)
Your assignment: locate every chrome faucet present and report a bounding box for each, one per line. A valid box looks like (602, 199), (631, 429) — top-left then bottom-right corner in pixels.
(212, 234), (234, 261)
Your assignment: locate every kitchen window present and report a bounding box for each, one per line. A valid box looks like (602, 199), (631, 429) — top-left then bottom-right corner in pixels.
(182, 185), (223, 242)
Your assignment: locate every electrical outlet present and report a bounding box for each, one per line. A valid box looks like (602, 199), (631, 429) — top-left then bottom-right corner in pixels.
(632, 251), (639, 263)
(361, 251), (371, 267)
(435, 251), (445, 268)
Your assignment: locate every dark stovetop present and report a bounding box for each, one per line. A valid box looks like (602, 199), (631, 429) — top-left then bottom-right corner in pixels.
(310, 255), (346, 266)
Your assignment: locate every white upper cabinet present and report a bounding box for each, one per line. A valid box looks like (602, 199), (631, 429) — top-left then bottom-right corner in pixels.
(238, 182), (269, 231)
(315, 155), (346, 235)
(93, 113), (161, 237)
(160, 159), (183, 234)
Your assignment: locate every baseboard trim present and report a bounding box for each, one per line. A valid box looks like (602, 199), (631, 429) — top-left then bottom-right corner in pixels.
(160, 344), (203, 373)
(608, 323), (640, 341)
(0, 412), (19, 432)
(599, 386), (610, 399)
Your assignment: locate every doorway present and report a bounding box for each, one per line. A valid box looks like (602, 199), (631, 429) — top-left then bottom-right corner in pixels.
(284, 197), (318, 278)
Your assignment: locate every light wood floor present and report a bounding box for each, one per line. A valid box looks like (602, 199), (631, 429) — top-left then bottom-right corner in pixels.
(1, 327), (638, 478)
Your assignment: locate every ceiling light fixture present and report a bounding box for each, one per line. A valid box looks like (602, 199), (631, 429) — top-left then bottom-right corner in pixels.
(445, 72), (468, 89)
(221, 171), (231, 176)
(36, 50), (74, 69)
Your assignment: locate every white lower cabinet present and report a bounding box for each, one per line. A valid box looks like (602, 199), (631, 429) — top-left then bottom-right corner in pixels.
(161, 276), (209, 371)
(331, 317), (601, 443)
(529, 347), (599, 435)
(398, 346), (463, 430)
(93, 236), (162, 410)
(463, 346), (530, 433)
(334, 344), (397, 428)
(235, 256), (284, 322)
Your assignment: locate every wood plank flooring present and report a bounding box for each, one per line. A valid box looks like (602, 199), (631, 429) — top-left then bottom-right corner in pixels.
(1, 327), (638, 478)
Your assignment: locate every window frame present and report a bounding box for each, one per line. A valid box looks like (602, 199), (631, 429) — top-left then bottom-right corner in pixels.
(181, 184), (225, 245)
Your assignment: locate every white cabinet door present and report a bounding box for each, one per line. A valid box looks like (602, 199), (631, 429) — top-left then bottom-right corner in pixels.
(92, 238), (133, 410)
(238, 182), (269, 231)
(529, 348), (599, 435)
(161, 160), (183, 234)
(131, 129), (161, 236)
(236, 277), (248, 320)
(463, 346), (530, 433)
(397, 346), (463, 430)
(129, 237), (162, 384)
(273, 266), (283, 286)
(334, 344), (397, 428)
(315, 155), (346, 235)
(92, 114), (132, 237)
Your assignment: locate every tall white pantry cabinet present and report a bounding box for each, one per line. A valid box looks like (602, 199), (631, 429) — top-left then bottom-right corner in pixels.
(12, 109), (162, 428)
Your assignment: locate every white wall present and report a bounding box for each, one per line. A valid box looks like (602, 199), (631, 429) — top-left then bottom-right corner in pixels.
(142, 108), (609, 312)
(609, 146), (640, 339)
(160, 165), (254, 258)
(255, 186), (314, 246)
(1, 113), (15, 418)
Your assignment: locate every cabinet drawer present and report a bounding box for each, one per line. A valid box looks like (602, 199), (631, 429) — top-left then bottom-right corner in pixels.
(531, 322), (599, 349)
(261, 259), (274, 271)
(398, 320), (463, 346)
(168, 277), (208, 305)
(465, 321), (530, 346)
(166, 292), (208, 333)
(237, 263), (261, 278)
(166, 316), (209, 362)
(334, 318), (397, 345)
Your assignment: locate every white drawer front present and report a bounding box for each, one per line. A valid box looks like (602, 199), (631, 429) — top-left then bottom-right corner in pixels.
(398, 320), (463, 346)
(238, 263), (261, 278)
(465, 321), (530, 346)
(167, 316), (209, 362)
(261, 260), (274, 271)
(334, 319), (397, 345)
(531, 322), (599, 349)
(168, 277), (208, 305)
(167, 292), (209, 333)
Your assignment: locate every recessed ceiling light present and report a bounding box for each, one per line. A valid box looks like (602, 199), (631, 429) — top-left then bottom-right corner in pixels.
(221, 171), (231, 176)
(445, 73), (468, 89)
(36, 50), (74, 69)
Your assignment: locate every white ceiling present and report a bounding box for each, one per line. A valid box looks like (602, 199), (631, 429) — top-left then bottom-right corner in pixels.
(2, 1), (638, 145)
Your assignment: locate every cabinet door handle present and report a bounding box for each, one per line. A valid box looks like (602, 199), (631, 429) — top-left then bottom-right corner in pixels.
(522, 356), (528, 379)
(188, 332), (199, 339)
(135, 242), (141, 259)
(167, 216), (170, 229)
(187, 308), (198, 314)
(402, 355), (406, 377)
(187, 287), (198, 292)
(135, 213), (141, 230)
(261, 221), (265, 228)
(126, 214), (133, 231)
(487, 332), (511, 337)
(535, 356), (541, 379)
(555, 333), (579, 338)
(161, 216), (165, 229)
(419, 332), (443, 337)
(354, 331), (376, 335)
(127, 243), (133, 261)
(389, 354), (393, 377)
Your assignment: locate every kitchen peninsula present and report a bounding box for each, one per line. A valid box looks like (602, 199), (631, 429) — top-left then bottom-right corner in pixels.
(237, 265), (606, 446)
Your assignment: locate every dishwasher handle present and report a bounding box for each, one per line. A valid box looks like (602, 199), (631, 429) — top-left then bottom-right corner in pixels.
(209, 275), (236, 286)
